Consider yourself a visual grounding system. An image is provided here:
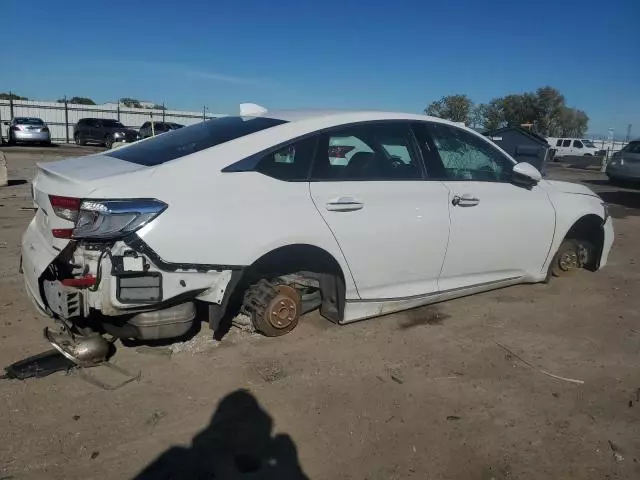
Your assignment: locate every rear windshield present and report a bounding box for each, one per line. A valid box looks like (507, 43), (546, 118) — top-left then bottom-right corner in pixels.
(15, 117), (44, 125)
(107, 116), (287, 165)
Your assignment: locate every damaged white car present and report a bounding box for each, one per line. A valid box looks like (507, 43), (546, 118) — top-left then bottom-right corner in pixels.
(21, 107), (613, 362)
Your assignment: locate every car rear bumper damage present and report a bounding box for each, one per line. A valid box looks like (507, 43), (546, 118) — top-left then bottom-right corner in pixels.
(21, 221), (238, 341)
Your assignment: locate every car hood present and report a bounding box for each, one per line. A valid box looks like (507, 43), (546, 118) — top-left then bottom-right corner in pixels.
(543, 180), (600, 198)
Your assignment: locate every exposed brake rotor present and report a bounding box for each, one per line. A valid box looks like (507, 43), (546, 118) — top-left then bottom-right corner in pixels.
(266, 284), (300, 329)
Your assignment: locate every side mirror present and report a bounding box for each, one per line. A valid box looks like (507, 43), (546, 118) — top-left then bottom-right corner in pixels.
(512, 162), (541, 187)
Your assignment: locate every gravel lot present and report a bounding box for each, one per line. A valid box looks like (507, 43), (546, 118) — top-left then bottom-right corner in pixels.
(1, 146), (639, 479)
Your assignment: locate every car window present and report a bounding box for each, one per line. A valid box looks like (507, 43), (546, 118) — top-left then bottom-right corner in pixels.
(107, 116), (287, 166)
(102, 119), (124, 128)
(256, 137), (317, 181)
(555, 139), (563, 147)
(141, 122), (149, 128)
(311, 123), (422, 181)
(562, 139), (571, 147)
(15, 117), (44, 125)
(424, 123), (513, 182)
(573, 140), (583, 148)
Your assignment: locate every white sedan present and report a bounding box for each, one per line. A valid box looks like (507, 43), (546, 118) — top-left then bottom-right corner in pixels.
(21, 106), (613, 358)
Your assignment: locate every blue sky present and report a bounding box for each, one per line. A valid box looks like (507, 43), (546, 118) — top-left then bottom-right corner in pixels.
(2, 0), (638, 136)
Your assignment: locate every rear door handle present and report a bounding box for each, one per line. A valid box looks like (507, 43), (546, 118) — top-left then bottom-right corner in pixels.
(452, 194), (480, 207)
(326, 197), (364, 212)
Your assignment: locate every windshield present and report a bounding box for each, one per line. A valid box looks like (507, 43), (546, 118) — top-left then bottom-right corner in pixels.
(582, 140), (596, 148)
(107, 116), (287, 166)
(14, 117), (44, 125)
(103, 119), (125, 128)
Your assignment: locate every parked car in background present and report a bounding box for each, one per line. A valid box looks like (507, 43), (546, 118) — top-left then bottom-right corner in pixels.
(22, 108), (613, 366)
(3, 117), (51, 145)
(74, 118), (138, 148)
(139, 122), (184, 139)
(606, 139), (640, 184)
(547, 137), (600, 158)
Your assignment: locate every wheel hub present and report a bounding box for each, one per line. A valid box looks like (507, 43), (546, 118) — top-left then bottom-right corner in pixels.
(266, 285), (300, 329)
(559, 250), (579, 271)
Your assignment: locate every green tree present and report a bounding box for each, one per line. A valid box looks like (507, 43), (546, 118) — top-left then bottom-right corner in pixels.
(481, 99), (505, 131)
(58, 96), (96, 105)
(120, 98), (142, 108)
(425, 94), (473, 124)
(534, 86), (565, 136)
(0, 92), (28, 100)
(558, 108), (589, 137)
(500, 93), (538, 128)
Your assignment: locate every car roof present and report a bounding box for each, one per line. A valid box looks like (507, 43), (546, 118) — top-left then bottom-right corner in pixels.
(259, 109), (447, 125)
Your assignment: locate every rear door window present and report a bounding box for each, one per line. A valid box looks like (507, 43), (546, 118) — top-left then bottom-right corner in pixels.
(573, 140), (583, 148)
(562, 139), (571, 147)
(311, 123), (423, 181)
(107, 116), (287, 165)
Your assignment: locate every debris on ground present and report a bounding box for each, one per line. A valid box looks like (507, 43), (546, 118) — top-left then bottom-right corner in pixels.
(496, 342), (585, 384)
(170, 332), (219, 354)
(608, 440), (624, 462)
(1, 350), (74, 380)
(145, 410), (167, 426)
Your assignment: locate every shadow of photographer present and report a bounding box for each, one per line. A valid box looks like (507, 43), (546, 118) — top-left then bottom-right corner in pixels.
(134, 389), (308, 479)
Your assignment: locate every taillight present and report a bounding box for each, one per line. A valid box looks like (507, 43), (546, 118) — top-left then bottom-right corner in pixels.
(10, 126), (21, 131)
(51, 228), (74, 239)
(49, 195), (81, 222)
(47, 196), (166, 241)
(74, 199), (167, 240)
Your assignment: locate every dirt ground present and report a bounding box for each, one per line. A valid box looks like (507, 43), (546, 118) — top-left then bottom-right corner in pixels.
(0, 146), (639, 479)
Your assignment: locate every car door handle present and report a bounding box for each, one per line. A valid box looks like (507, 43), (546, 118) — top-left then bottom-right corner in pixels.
(325, 197), (364, 212)
(452, 194), (480, 207)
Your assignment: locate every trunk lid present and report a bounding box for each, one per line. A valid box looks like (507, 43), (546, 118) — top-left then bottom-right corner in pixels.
(32, 153), (155, 250)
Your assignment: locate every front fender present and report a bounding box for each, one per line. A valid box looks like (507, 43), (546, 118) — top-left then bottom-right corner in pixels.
(541, 188), (608, 274)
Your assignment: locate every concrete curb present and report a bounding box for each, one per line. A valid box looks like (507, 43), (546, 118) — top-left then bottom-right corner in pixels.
(0, 151), (7, 187)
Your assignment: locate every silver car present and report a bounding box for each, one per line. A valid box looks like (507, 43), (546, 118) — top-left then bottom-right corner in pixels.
(607, 139), (640, 184)
(4, 117), (51, 145)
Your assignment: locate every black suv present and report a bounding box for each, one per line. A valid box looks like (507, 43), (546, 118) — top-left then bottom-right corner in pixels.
(139, 121), (184, 139)
(74, 118), (139, 148)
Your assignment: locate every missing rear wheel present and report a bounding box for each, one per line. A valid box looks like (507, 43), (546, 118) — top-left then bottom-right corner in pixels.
(242, 279), (301, 337)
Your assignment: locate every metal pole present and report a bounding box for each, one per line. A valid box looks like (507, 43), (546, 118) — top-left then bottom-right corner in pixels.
(203, 105), (206, 121)
(625, 124), (632, 143)
(9, 91), (14, 119)
(162, 102), (165, 122)
(151, 111), (155, 137)
(117, 102), (120, 122)
(64, 96), (69, 143)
